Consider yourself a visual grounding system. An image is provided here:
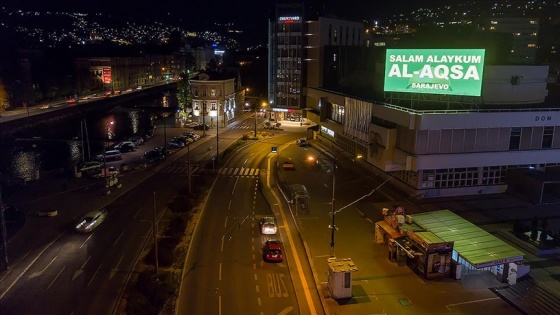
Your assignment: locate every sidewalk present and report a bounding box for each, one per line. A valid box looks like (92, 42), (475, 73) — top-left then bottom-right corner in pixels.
(299, 138), (560, 315)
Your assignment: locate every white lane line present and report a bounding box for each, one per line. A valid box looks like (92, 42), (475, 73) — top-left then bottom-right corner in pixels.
(254, 274), (257, 281)
(219, 263), (222, 281)
(446, 297), (500, 310)
(47, 266), (65, 290)
(255, 285), (259, 293)
(224, 216), (228, 228)
(133, 207), (143, 219)
(257, 297), (261, 306)
(231, 176), (239, 194)
(221, 237), (225, 252)
(113, 231), (124, 247)
(0, 232), (64, 299)
(110, 255), (124, 280)
(79, 234), (93, 249)
(87, 264), (102, 287)
(29, 255), (57, 279)
(227, 200), (232, 212)
(219, 295), (222, 315)
(0, 251), (30, 283)
(72, 255), (91, 281)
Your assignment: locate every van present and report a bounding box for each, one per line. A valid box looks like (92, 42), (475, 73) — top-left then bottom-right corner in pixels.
(96, 150), (122, 162)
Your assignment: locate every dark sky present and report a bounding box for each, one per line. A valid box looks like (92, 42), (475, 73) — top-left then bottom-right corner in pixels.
(2, 0), (429, 23)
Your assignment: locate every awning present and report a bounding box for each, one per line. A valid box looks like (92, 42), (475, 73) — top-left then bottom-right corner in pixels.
(376, 220), (404, 240)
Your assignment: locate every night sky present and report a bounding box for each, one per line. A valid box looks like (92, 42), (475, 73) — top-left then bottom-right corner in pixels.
(1, 0), (434, 26)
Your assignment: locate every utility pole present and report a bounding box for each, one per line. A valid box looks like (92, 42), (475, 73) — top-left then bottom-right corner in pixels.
(153, 192), (159, 277)
(0, 187), (9, 270)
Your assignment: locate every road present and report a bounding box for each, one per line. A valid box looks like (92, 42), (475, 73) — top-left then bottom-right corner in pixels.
(178, 135), (302, 314)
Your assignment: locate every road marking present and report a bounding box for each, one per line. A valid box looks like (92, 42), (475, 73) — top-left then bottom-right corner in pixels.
(219, 263), (222, 281)
(267, 155), (318, 314)
(278, 307), (294, 315)
(29, 255), (57, 279)
(87, 264), (102, 287)
(224, 216), (228, 228)
(113, 231), (124, 247)
(72, 255), (91, 281)
(79, 234), (93, 248)
(446, 297), (500, 310)
(133, 207), (143, 219)
(221, 237), (225, 252)
(256, 284), (259, 293)
(0, 232), (64, 299)
(110, 255), (124, 280)
(257, 297), (261, 306)
(231, 176), (239, 194)
(254, 274), (258, 281)
(0, 251), (30, 283)
(47, 266), (65, 290)
(218, 295), (222, 315)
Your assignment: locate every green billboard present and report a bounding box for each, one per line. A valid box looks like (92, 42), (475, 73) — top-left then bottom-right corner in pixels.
(384, 49), (485, 96)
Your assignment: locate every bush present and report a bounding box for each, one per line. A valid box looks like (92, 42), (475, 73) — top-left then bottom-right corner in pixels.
(168, 195), (193, 213)
(145, 236), (181, 267)
(133, 270), (177, 311)
(167, 216), (187, 238)
(125, 291), (157, 315)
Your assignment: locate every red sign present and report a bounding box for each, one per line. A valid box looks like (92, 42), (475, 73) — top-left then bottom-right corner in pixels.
(102, 67), (112, 84)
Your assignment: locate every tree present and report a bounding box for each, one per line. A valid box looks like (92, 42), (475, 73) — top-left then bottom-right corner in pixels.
(176, 72), (193, 122)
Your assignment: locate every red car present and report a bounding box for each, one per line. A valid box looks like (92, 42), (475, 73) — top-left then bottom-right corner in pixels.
(66, 98), (76, 103)
(263, 240), (284, 262)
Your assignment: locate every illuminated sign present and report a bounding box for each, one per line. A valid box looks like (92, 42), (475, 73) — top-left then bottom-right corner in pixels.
(102, 67), (112, 84)
(384, 49), (485, 96)
(321, 126), (334, 137)
(278, 16), (301, 23)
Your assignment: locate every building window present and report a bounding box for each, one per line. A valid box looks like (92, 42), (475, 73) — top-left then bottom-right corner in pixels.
(333, 53), (337, 62)
(194, 89), (198, 97)
(202, 89), (207, 97)
(509, 127), (521, 150)
(210, 89), (216, 96)
(331, 103), (345, 124)
(542, 126), (554, 148)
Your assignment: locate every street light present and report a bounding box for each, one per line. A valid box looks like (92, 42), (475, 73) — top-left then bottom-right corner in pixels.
(104, 120), (114, 195)
(307, 150), (362, 257)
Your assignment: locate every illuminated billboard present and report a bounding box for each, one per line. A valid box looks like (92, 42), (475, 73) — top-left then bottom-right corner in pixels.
(384, 49), (485, 96)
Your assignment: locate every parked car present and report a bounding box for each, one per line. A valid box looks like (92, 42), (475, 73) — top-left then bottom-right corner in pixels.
(66, 98), (77, 103)
(194, 124), (210, 130)
(296, 138), (309, 147)
(259, 216), (278, 235)
(75, 208), (108, 233)
(184, 122), (200, 128)
(181, 132), (200, 141)
(263, 240), (284, 262)
(95, 150), (122, 162)
(173, 136), (192, 145)
(168, 140), (184, 148)
(79, 161), (103, 175)
(128, 136), (144, 146)
(144, 147), (168, 163)
(40, 104), (51, 109)
(114, 141), (135, 152)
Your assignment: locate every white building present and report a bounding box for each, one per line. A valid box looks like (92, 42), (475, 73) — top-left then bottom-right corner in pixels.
(306, 65), (560, 198)
(190, 73), (238, 128)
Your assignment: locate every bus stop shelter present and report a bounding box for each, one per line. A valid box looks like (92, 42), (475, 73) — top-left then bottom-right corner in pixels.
(290, 184), (309, 214)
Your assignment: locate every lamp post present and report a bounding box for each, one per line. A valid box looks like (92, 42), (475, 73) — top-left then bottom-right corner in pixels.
(104, 120), (114, 195)
(307, 149), (362, 258)
(202, 101), (207, 138)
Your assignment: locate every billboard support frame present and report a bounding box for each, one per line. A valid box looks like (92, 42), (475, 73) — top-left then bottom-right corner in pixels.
(383, 92), (481, 111)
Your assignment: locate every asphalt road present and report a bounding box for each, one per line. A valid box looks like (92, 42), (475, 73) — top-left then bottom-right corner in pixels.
(178, 136), (301, 314)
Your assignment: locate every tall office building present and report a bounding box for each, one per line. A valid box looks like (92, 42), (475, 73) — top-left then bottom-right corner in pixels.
(268, 2), (305, 113)
(485, 18), (539, 65)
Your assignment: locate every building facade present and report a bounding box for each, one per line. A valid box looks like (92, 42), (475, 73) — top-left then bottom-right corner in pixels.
(484, 18), (539, 65)
(190, 73), (238, 128)
(268, 2), (305, 111)
(306, 65), (560, 198)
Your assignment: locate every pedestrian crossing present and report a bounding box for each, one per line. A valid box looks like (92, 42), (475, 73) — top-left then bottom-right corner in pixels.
(160, 163), (262, 178)
(229, 124), (257, 130)
(219, 167), (261, 177)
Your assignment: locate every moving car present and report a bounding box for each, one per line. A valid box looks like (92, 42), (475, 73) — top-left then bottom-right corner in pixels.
(259, 216), (278, 235)
(263, 240), (284, 262)
(296, 138), (309, 147)
(96, 150), (122, 162)
(79, 161), (103, 175)
(75, 208), (108, 233)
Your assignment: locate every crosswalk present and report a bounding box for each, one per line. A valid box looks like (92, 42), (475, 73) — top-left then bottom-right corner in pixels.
(219, 167), (261, 177)
(160, 163), (262, 178)
(229, 124), (257, 130)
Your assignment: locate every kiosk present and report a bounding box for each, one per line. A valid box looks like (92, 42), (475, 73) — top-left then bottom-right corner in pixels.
(327, 257), (358, 299)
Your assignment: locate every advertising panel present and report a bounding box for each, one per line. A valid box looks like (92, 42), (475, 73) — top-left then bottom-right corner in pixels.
(384, 49), (485, 96)
(102, 67), (112, 84)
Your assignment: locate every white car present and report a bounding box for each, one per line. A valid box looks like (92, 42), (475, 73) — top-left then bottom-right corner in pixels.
(259, 216), (278, 235)
(75, 209), (108, 233)
(184, 122), (200, 128)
